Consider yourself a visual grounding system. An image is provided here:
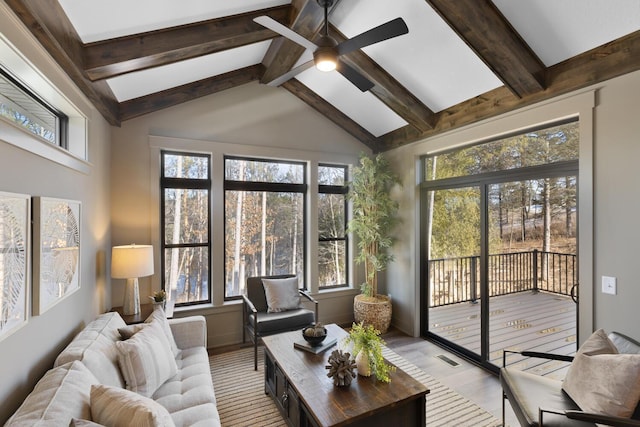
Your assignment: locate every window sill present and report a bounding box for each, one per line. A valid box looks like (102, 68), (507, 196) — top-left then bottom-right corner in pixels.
(171, 289), (358, 315)
(0, 119), (91, 174)
(172, 300), (241, 316)
(316, 287), (360, 298)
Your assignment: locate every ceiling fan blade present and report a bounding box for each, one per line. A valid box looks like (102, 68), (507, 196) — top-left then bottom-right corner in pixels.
(253, 16), (318, 52)
(337, 17), (409, 56)
(336, 61), (374, 92)
(266, 60), (315, 87)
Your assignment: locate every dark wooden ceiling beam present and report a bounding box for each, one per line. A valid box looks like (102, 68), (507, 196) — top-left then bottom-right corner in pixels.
(261, 0), (342, 85)
(83, 6), (290, 81)
(119, 64), (264, 121)
(426, 0), (546, 98)
(5, 0), (120, 125)
(378, 30), (640, 150)
(331, 26), (435, 132)
(282, 79), (379, 152)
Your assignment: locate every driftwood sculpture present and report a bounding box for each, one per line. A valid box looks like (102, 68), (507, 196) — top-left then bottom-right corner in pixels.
(326, 349), (357, 387)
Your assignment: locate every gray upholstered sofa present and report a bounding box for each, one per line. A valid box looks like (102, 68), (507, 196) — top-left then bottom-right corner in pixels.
(5, 310), (220, 426)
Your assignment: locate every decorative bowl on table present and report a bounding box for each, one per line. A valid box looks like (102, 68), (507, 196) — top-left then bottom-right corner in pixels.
(302, 324), (327, 346)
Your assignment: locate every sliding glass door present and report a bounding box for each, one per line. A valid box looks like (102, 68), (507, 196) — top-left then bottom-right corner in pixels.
(422, 119), (579, 372)
(426, 186), (482, 356)
(486, 178), (577, 370)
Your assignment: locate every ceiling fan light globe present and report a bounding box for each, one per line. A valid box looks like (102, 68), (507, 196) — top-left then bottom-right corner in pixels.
(316, 59), (337, 72)
(314, 46), (337, 72)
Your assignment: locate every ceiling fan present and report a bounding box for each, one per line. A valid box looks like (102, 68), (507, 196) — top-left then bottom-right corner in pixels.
(254, 0), (408, 92)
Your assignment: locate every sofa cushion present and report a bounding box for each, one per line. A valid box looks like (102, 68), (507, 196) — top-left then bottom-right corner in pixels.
(115, 320), (178, 397)
(562, 329), (640, 418)
(153, 347), (220, 427)
(262, 277), (300, 313)
(55, 311), (127, 388)
(5, 361), (98, 426)
(145, 305), (180, 357)
(91, 384), (175, 427)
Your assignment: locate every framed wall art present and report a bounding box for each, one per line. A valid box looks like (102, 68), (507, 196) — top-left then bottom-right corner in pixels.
(33, 197), (81, 315)
(0, 191), (30, 341)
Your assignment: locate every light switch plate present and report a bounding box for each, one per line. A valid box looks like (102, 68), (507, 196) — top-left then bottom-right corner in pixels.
(602, 276), (617, 295)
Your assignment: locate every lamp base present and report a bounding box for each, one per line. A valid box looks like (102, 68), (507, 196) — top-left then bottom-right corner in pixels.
(123, 278), (140, 315)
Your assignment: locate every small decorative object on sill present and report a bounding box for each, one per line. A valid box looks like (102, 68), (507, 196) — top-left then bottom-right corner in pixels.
(149, 289), (167, 310)
(326, 349), (357, 387)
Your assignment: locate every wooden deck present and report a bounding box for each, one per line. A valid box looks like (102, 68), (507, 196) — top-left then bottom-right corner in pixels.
(429, 291), (576, 379)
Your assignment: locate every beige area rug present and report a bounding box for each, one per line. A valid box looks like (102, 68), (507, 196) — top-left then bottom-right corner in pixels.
(209, 346), (501, 427)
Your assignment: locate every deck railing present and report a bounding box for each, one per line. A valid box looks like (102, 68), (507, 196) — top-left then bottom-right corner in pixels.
(428, 250), (577, 307)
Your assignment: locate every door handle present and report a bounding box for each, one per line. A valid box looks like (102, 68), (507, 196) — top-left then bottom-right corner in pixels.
(570, 283), (578, 304)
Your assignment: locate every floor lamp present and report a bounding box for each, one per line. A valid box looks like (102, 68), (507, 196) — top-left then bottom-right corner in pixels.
(111, 244), (154, 315)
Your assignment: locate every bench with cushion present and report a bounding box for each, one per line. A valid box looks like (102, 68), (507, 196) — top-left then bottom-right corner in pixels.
(501, 329), (640, 426)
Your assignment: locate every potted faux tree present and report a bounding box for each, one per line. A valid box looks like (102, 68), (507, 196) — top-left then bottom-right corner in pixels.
(347, 153), (400, 333)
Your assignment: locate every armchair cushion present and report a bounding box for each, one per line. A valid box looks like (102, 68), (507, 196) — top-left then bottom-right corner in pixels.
(500, 367), (582, 426)
(562, 329), (640, 419)
(248, 308), (315, 335)
(262, 277), (301, 313)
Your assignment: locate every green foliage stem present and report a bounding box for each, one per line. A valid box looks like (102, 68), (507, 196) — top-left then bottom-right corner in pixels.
(347, 153), (401, 298)
(343, 322), (395, 383)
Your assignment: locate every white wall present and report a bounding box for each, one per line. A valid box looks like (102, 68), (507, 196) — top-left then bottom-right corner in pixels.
(384, 70), (640, 344)
(0, 2), (112, 423)
(110, 82), (367, 347)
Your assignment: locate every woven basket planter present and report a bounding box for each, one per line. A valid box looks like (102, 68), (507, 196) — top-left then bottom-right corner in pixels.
(353, 294), (392, 333)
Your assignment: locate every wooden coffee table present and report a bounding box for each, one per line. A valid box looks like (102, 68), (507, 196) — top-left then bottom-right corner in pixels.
(262, 324), (429, 427)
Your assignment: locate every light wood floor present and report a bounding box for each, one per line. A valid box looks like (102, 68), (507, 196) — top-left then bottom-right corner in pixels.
(385, 291), (577, 426)
(429, 291), (576, 373)
(384, 330), (520, 426)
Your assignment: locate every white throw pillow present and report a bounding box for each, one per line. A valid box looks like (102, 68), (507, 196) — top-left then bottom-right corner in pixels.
(562, 329), (640, 418)
(118, 323), (148, 340)
(145, 306), (180, 357)
(90, 384), (175, 427)
(115, 321), (178, 397)
(262, 277), (300, 313)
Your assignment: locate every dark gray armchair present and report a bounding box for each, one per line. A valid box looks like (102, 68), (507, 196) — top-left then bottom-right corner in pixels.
(500, 331), (640, 426)
(242, 275), (318, 370)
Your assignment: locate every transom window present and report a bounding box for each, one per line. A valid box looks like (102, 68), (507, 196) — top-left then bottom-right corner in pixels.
(0, 67), (67, 148)
(224, 157), (307, 299)
(318, 164), (348, 289)
(424, 120), (579, 181)
(160, 151), (211, 306)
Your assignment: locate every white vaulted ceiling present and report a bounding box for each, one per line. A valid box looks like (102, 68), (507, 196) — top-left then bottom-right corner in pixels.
(10, 0), (640, 150)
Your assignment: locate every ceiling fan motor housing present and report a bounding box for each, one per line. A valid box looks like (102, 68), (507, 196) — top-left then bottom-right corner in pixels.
(317, 0), (334, 8)
(314, 35), (338, 71)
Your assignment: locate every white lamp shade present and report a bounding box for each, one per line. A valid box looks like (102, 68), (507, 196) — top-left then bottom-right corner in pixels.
(111, 244), (154, 279)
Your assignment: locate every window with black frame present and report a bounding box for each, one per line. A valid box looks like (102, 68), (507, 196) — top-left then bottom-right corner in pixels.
(0, 67), (67, 148)
(318, 164), (348, 289)
(160, 151), (211, 306)
(224, 157), (307, 299)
